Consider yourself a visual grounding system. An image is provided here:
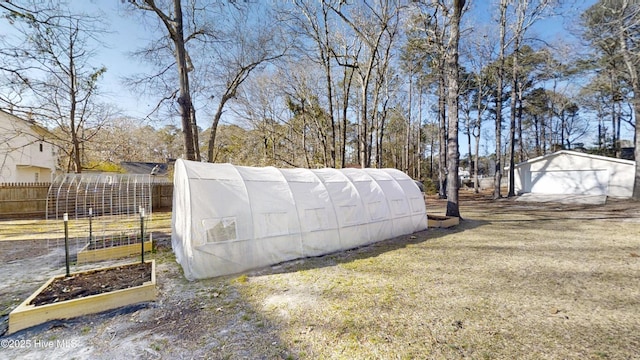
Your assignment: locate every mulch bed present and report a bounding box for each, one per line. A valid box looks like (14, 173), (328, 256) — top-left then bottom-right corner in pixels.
(29, 262), (151, 306)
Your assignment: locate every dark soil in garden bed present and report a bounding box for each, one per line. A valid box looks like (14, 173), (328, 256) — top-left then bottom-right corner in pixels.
(29, 262), (152, 306)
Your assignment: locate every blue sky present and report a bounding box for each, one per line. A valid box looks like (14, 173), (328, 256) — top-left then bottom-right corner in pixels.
(50, 0), (632, 150)
(71, 1), (158, 120)
(82, 0), (599, 112)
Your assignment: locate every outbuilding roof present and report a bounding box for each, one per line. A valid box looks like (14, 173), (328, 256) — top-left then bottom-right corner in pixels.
(120, 162), (169, 176)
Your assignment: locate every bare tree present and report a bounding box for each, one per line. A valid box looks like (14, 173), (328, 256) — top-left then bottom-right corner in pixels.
(404, 1), (449, 198)
(328, 0), (402, 168)
(234, 72), (289, 166)
(0, 1), (112, 173)
(127, 0), (205, 161)
(204, 3), (288, 163)
(288, 0), (340, 167)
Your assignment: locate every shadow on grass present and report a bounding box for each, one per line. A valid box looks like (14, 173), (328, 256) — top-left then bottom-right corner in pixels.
(252, 217), (491, 277)
(487, 215), (636, 223)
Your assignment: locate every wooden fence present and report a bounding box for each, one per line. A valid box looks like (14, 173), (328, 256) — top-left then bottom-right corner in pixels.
(152, 183), (173, 210)
(0, 182), (173, 219)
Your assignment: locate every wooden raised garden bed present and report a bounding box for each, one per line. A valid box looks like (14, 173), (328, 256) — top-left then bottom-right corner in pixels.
(428, 214), (459, 228)
(77, 233), (153, 264)
(7, 260), (156, 335)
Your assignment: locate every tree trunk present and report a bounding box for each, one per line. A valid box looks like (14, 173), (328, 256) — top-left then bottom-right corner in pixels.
(322, 6), (336, 168)
(207, 94), (231, 163)
(172, 0), (197, 161)
(615, 100), (621, 157)
(508, 48), (518, 198)
(541, 113), (546, 155)
(438, 73), (447, 199)
(191, 106), (200, 161)
(341, 65), (353, 168)
(303, 115), (311, 168)
(378, 110), (386, 169)
(494, 0), (508, 199)
(406, 72), (412, 173)
(474, 77), (482, 194)
(359, 87), (369, 168)
(430, 132), (435, 178)
(634, 107), (640, 200)
(368, 118), (374, 168)
(417, 80), (423, 180)
(445, 0), (464, 218)
(474, 120), (481, 194)
(68, 39), (82, 173)
(517, 88), (524, 161)
(466, 111), (472, 181)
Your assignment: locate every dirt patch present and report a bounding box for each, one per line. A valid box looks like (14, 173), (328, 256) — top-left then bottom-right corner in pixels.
(30, 262), (151, 306)
(0, 239), (49, 262)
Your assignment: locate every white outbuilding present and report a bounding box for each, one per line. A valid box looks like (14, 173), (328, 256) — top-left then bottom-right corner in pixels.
(171, 160), (427, 280)
(513, 150), (635, 198)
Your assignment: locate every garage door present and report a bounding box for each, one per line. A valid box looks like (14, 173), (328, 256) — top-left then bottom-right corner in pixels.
(529, 170), (609, 195)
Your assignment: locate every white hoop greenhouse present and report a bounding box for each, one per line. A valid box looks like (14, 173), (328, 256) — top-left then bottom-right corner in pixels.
(171, 159), (427, 280)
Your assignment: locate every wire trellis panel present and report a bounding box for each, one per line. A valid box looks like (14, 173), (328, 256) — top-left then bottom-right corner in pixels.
(46, 173), (153, 220)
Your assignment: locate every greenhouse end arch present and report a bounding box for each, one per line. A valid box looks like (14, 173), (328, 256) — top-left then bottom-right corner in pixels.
(171, 160), (427, 280)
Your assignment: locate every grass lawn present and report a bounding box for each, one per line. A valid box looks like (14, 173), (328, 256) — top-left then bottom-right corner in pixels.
(232, 193), (640, 359)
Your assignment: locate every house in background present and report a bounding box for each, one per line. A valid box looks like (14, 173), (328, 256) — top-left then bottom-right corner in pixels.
(513, 150), (635, 199)
(0, 110), (58, 183)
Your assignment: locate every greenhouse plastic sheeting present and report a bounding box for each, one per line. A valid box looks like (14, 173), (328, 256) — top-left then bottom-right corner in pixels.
(171, 159), (427, 280)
